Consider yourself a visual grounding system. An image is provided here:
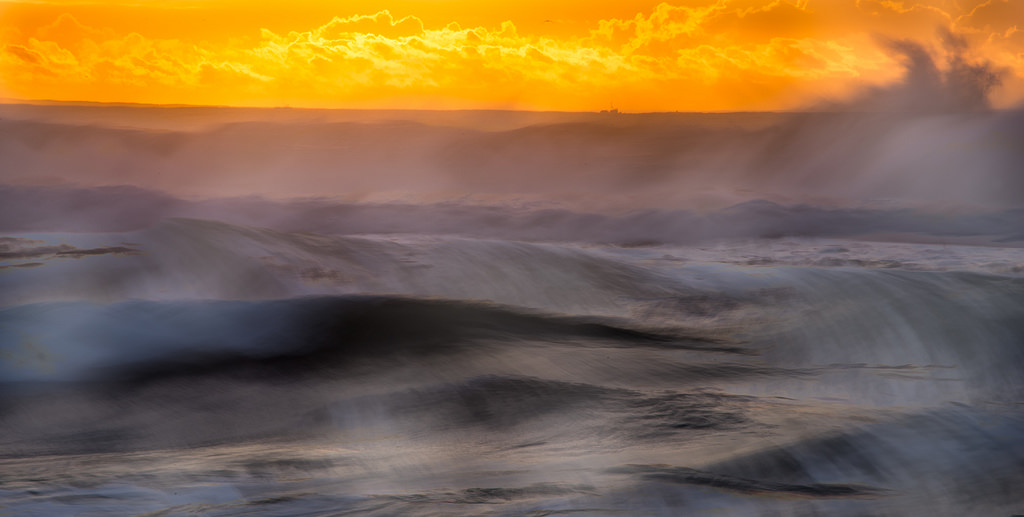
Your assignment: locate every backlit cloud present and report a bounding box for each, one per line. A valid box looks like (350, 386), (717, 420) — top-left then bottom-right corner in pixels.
(0, 0), (1020, 110)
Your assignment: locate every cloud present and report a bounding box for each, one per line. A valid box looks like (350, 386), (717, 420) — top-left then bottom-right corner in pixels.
(957, 0), (1024, 34)
(0, 2), (1021, 110)
(590, 2), (726, 52)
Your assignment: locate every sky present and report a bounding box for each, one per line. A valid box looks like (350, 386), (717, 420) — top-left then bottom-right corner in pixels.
(0, 0), (1022, 111)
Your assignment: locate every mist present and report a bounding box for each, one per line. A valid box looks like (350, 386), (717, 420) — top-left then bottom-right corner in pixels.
(1, 31), (1021, 216)
(3, 31), (1024, 517)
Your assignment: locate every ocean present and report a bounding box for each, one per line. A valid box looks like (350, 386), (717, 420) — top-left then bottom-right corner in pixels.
(0, 103), (1022, 516)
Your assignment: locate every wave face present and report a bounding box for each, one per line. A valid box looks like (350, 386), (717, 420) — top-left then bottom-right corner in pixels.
(1, 104), (1023, 516)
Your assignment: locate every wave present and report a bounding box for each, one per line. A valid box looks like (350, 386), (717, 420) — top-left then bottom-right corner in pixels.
(3, 107), (1023, 207)
(0, 295), (737, 385)
(605, 408), (1024, 515)
(2, 219), (1022, 402)
(2, 71), (1023, 514)
(4, 185), (1024, 247)
(0, 218), (695, 314)
(2, 219), (1023, 515)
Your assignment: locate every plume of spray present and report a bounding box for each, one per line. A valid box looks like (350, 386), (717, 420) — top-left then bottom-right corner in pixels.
(846, 28), (1007, 112)
(743, 27), (1021, 208)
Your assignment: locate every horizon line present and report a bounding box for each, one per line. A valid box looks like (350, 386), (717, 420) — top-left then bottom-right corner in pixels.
(0, 97), (797, 115)
(2, 98), (1019, 116)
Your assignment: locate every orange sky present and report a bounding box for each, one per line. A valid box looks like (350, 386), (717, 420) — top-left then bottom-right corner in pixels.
(1, 0), (1022, 111)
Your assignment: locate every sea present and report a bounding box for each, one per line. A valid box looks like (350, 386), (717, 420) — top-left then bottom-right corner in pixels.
(0, 102), (1022, 516)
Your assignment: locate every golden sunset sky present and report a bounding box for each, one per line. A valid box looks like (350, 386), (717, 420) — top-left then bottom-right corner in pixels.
(1, 0), (1021, 111)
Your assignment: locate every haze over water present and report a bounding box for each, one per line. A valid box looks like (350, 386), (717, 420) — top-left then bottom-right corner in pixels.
(2, 15), (1024, 517)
